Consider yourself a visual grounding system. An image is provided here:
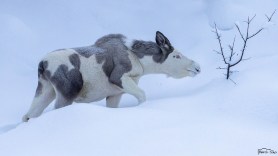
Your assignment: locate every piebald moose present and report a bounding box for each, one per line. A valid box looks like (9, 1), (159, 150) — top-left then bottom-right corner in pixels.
(23, 31), (201, 122)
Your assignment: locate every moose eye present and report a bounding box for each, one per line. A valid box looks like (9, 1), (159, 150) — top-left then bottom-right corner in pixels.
(173, 55), (181, 59)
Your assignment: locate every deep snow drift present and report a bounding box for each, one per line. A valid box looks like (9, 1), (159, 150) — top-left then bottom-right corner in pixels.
(0, 0), (278, 156)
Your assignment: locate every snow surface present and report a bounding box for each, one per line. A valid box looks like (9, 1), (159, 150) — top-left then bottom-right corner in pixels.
(0, 0), (278, 156)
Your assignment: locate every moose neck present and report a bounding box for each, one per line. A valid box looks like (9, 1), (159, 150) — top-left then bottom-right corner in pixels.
(128, 39), (170, 76)
(138, 56), (167, 75)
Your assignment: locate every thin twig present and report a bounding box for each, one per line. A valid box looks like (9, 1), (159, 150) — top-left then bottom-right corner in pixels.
(229, 77), (237, 85)
(228, 36), (236, 62)
(214, 23), (228, 64)
(230, 70), (239, 73)
(217, 67), (227, 70)
(248, 28), (264, 39)
(242, 57), (252, 61)
(235, 24), (245, 41)
(249, 14), (257, 24)
(265, 9), (277, 22)
(213, 50), (222, 54)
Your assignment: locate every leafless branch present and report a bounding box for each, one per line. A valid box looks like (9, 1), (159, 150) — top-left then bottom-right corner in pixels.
(230, 70), (239, 73)
(217, 67), (227, 70)
(213, 10), (276, 80)
(248, 28), (264, 39)
(235, 24), (245, 41)
(228, 78), (237, 85)
(213, 23), (228, 65)
(231, 12), (272, 67)
(213, 50), (222, 54)
(249, 15), (257, 23)
(265, 9), (276, 22)
(242, 57), (252, 61)
(228, 36), (236, 62)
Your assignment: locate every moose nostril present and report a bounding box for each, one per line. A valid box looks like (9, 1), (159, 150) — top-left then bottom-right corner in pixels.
(195, 67), (200, 72)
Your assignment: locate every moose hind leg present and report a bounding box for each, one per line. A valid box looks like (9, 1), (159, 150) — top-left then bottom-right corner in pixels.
(54, 93), (74, 109)
(22, 79), (55, 122)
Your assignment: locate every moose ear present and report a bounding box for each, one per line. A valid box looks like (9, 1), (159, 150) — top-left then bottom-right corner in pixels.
(155, 31), (173, 52)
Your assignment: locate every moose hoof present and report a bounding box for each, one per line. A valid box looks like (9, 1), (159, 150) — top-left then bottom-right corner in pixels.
(138, 100), (146, 104)
(138, 92), (146, 104)
(138, 97), (146, 104)
(22, 115), (30, 122)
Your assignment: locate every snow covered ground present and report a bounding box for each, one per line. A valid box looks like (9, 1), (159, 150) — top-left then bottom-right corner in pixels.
(0, 0), (278, 156)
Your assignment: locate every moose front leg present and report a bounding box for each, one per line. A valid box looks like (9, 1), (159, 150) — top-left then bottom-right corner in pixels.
(120, 75), (146, 104)
(106, 93), (123, 108)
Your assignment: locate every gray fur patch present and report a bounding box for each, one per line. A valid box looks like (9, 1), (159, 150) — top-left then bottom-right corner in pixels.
(51, 64), (83, 101)
(69, 53), (81, 69)
(94, 34), (132, 88)
(44, 70), (51, 80)
(35, 81), (43, 97)
(95, 34), (126, 47)
(131, 40), (169, 63)
(72, 34), (132, 88)
(38, 60), (49, 80)
(73, 46), (105, 58)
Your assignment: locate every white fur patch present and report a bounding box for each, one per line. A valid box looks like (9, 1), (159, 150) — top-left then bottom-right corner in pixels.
(43, 49), (76, 74)
(124, 38), (135, 49)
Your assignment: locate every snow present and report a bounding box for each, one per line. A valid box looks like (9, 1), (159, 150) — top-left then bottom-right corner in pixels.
(0, 0), (278, 156)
